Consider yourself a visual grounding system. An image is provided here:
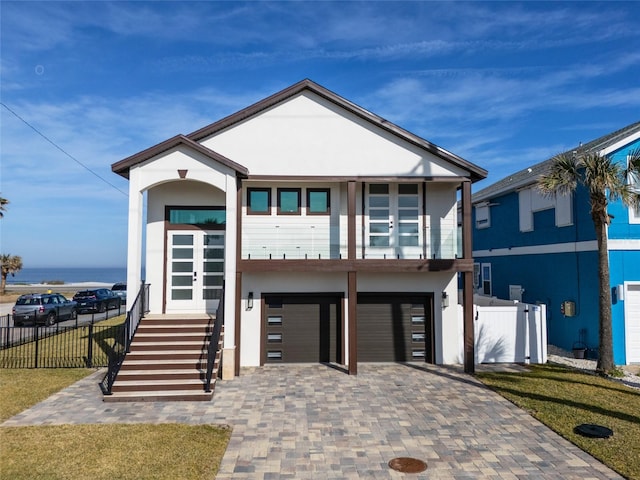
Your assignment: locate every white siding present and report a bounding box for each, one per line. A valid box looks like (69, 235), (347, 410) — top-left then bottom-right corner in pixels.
(201, 92), (469, 178)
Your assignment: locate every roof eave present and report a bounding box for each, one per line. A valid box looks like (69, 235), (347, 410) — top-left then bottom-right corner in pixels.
(111, 134), (249, 179)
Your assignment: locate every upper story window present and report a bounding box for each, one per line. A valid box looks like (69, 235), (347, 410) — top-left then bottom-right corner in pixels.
(628, 153), (640, 224)
(307, 188), (330, 215)
(247, 188), (271, 215)
(277, 188), (301, 215)
(519, 187), (572, 232)
(475, 203), (491, 229)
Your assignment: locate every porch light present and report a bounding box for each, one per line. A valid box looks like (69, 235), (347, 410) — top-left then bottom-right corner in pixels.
(442, 291), (449, 308)
(247, 292), (254, 310)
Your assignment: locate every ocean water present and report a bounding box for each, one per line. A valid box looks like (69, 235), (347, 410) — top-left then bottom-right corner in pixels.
(7, 267), (130, 285)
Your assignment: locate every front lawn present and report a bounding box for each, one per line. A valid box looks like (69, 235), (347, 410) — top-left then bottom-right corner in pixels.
(478, 364), (640, 480)
(0, 369), (231, 480)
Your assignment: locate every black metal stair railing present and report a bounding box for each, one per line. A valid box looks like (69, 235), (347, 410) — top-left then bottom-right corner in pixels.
(205, 288), (224, 393)
(99, 282), (149, 395)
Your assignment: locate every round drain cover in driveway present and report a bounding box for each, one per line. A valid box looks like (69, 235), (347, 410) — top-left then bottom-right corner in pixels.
(574, 424), (613, 438)
(388, 457), (427, 473)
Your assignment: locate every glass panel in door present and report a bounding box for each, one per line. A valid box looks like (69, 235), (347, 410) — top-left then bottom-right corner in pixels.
(166, 231), (224, 313)
(365, 184), (422, 259)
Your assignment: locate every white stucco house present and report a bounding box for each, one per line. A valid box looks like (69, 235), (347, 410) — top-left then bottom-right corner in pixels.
(111, 79), (487, 384)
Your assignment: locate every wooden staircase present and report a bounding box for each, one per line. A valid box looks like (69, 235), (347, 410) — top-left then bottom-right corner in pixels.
(104, 314), (222, 402)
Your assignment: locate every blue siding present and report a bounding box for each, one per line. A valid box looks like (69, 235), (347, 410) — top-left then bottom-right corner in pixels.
(473, 131), (640, 364)
(607, 138), (640, 241)
(474, 251), (600, 354)
(473, 185), (596, 252)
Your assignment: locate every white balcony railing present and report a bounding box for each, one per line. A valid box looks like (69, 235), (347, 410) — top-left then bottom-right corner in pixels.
(241, 224), (461, 260)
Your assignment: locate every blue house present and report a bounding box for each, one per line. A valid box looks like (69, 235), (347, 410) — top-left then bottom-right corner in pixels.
(471, 122), (640, 365)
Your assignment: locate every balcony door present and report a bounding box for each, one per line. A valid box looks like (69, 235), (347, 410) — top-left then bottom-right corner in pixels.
(365, 183), (422, 259)
(165, 231), (224, 313)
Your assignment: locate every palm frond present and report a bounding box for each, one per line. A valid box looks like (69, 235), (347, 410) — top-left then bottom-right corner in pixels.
(537, 152), (579, 197)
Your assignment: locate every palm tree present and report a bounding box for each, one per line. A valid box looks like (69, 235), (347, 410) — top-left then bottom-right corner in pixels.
(0, 195), (8, 218)
(1, 254), (23, 295)
(538, 148), (640, 375)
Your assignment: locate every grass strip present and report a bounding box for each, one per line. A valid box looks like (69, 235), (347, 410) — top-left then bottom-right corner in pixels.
(1, 368), (231, 480)
(1, 423), (231, 480)
(478, 363), (640, 480)
(0, 368), (93, 422)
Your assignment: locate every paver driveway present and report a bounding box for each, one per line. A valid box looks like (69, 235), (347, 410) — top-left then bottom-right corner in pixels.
(2, 363), (623, 479)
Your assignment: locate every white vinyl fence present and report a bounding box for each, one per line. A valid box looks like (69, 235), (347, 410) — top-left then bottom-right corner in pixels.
(458, 295), (547, 364)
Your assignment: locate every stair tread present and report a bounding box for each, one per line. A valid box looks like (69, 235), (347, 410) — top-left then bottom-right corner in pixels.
(130, 341), (209, 345)
(106, 390), (214, 398)
(118, 368), (207, 375)
(114, 378), (207, 386)
(126, 349), (208, 354)
(122, 358), (208, 364)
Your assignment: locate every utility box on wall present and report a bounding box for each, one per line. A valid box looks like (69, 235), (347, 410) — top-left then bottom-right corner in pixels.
(561, 300), (576, 317)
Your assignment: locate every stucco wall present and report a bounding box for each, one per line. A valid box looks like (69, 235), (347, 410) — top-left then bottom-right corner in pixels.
(239, 271), (459, 367)
(201, 92), (469, 178)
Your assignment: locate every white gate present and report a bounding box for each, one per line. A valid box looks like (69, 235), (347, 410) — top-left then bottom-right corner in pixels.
(458, 295), (547, 364)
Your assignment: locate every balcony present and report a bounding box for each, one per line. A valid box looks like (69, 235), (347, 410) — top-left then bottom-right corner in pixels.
(241, 223), (461, 260)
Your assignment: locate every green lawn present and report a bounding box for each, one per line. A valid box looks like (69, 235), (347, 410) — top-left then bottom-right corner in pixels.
(0, 369), (231, 480)
(478, 364), (640, 480)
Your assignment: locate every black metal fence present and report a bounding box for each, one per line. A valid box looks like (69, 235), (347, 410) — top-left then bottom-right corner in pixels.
(0, 322), (126, 369)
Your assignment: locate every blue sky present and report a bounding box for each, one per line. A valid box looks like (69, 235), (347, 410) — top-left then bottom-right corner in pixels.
(1, 1), (639, 268)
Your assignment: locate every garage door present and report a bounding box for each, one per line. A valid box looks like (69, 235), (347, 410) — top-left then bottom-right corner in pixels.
(263, 295), (342, 363)
(357, 294), (434, 363)
(625, 284), (640, 364)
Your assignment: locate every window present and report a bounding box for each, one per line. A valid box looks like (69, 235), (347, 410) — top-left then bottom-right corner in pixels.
(307, 188), (330, 215)
(475, 203), (490, 229)
(481, 263), (492, 296)
(247, 188), (271, 215)
(168, 207), (226, 226)
(519, 188), (572, 231)
(277, 188), (301, 215)
(628, 154), (640, 224)
(473, 263), (480, 290)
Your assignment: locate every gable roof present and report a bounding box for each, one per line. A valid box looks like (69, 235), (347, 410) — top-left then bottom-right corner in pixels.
(473, 121), (640, 203)
(112, 134), (249, 179)
(112, 79), (487, 182)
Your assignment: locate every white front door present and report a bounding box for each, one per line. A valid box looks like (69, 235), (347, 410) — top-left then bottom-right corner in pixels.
(166, 231), (224, 313)
(365, 183), (422, 259)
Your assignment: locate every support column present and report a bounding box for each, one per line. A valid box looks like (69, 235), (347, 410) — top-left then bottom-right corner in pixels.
(347, 181), (358, 374)
(126, 172), (143, 311)
(462, 180), (475, 374)
(222, 174), (238, 380)
(348, 270), (357, 375)
(233, 179), (243, 377)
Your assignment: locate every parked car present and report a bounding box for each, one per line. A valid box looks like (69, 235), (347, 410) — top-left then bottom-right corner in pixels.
(73, 288), (121, 313)
(12, 293), (78, 327)
(111, 282), (127, 303)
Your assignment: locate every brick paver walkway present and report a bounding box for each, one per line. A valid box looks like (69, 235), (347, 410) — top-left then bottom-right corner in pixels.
(2, 363), (623, 479)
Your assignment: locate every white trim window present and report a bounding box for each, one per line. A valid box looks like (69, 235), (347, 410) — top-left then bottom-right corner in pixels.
(475, 203), (491, 229)
(519, 187), (572, 232)
(628, 153), (640, 224)
(481, 263), (492, 296)
(473, 263), (481, 290)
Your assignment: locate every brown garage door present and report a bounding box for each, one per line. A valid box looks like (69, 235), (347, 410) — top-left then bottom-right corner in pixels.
(263, 294), (342, 363)
(357, 294), (434, 363)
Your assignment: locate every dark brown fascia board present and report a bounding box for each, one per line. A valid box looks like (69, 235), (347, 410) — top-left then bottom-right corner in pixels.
(111, 134), (249, 179)
(245, 175), (471, 183)
(187, 79), (488, 183)
(238, 258), (474, 274)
